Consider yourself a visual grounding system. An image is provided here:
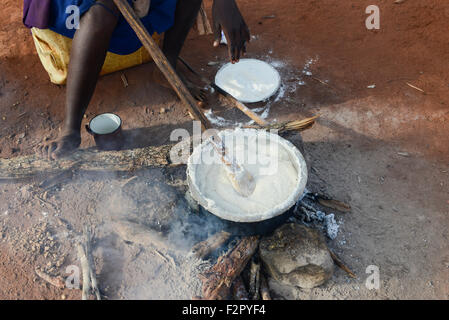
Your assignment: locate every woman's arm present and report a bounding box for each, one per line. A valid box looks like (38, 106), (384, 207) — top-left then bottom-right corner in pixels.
(212, 0), (250, 63)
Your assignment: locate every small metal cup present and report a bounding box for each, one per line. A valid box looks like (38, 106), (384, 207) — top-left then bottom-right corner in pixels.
(86, 113), (124, 150)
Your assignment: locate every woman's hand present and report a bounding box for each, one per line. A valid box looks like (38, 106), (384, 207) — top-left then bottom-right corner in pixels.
(212, 0), (250, 63)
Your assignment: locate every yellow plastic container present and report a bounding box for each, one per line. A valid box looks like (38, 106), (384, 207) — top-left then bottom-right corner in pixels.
(31, 27), (159, 85)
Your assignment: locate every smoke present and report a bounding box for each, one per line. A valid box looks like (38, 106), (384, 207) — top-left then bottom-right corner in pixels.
(0, 163), (226, 299)
(81, 165), (228, 299)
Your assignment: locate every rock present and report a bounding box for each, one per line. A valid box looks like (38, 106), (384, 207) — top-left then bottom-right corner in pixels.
(259, 223), (333, 289)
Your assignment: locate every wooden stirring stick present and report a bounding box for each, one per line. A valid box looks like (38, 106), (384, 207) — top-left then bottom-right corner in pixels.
(112, 0), (256, 197)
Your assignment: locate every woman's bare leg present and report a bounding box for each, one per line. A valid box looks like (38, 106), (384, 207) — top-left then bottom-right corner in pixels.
(38, 0), (119, 160)
(154, 0), (207, 101)
(162, 0), (203, 68)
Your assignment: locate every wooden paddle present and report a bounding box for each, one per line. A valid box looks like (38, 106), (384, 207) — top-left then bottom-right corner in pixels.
(112, 0), (255, 197)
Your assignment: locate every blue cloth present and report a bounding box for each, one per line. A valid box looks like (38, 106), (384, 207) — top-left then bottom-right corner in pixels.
(48, 0), (177, 55)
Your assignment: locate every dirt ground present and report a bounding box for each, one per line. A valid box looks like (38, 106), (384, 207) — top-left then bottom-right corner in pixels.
(0, 0), (448, 299)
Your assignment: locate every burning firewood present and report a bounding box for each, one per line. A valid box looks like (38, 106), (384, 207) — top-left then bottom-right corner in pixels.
(199, 236), (259, 300)
(232, 276), (249, 300)
(190, 231), (232, 260)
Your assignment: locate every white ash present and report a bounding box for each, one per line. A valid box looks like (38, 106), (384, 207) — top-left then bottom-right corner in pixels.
(292, 191), (341, 240)
(205, 109), (240, 127)
(324, 213), (339, 240)
(274, 85), (286, 102)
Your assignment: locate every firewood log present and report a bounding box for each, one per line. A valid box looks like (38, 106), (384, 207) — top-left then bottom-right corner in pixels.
(0, 143), (177, 180)
(200, 236), (259, 300)
(77, 226), (101, 300)
(190, 231), (231, 260)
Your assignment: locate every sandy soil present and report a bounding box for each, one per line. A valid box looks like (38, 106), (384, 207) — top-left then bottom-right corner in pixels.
(0, 0), (448, 299)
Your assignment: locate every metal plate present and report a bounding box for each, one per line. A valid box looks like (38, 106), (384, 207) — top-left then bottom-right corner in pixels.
(215, 59), (281, 103)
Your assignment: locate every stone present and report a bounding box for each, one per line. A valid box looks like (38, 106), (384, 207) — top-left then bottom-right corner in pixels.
(259, 223), (333, 289)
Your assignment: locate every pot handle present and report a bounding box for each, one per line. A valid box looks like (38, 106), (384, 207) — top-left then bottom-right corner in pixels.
(85, 124), (94, 135)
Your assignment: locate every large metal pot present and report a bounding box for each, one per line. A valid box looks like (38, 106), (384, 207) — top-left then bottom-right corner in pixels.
(187, 128), (308, 235)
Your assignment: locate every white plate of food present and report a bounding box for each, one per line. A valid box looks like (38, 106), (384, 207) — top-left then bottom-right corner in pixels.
(215, 59), (281, 103)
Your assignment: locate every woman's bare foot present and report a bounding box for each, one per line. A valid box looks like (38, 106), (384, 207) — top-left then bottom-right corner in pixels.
(37, 130), (81, 160)
(152, 67), (209, 106)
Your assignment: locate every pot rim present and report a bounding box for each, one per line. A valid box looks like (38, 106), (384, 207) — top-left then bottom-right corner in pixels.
(187, 128), (308, 223)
